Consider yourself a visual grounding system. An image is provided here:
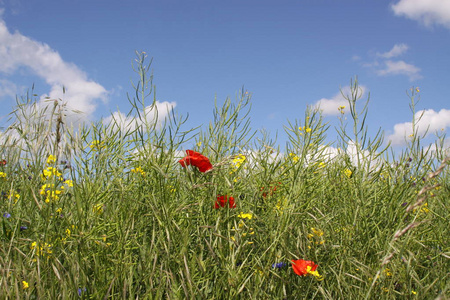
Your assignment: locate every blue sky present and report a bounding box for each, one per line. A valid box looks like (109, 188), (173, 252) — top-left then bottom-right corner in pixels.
(1, 0), (449, 151)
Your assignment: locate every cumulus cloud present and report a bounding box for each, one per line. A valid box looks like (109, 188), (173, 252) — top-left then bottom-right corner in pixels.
(312, 85), (367, 116)
(0, 18), (108, 121)
(358, 43), (422, 81)
(377, 43), (409, 58)
(104, 101), (176, 132)
(428, 137), (450, 157)
(388, 109), (450, 145)
(376, 60), (422, 81)
(391, 0), (450, 29)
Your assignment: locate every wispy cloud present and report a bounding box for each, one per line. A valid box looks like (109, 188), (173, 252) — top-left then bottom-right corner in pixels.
(391, 0), (450, 29)
(312, 85), (367, 116)
(0, 18), (108, 121)
(388, 109), (450, 145)
(0, 78), (18, 100)
(376, 43), (408, 58)
(358, 43), (422, 81)
(377, 60), (422, 81)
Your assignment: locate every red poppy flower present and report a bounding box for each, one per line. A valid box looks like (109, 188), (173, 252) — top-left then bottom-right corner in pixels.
(261, 182), (279, 198)
(215, 195), (236, 209)
(0, 160), (6, 166)
(178, 150), (213, 173)
(291, 259), (318, 276)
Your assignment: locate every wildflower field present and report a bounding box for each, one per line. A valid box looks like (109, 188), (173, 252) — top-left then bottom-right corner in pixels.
(1, 53), (449, 299)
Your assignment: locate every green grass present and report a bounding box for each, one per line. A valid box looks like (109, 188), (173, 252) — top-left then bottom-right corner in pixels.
(1, 53), (449, 299)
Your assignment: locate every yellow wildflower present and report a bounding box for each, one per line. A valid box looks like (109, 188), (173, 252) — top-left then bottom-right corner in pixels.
(413, 203), (429, 214)
(231, 154), (246, 170)
(47, 155), (56, 164)
(311, 227), (324, 237)
(131, 167), (146, 176)
(238, 212), (253, 220)
(289, 153), (299, 163)
(41, 167), (62, 180)
(30, 242), (53, 256)
(64, 179), (73, 187)
(93, 203), (104, 214)
(344, 168), (352, 178)
(89, 140), (105, 151)
(275, 198), (288, 214)
(22, 281), (29, 289)
(299, 126), (312, 133)
(6, 190), (20, 203)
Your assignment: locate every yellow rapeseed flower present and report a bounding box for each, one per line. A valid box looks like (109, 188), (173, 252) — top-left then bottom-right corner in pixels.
(41, 167), (62, 180)
(47, 155), (56, 164)
(289, 153), (299, 163)
(344, 168), (352, 178)
(131, 167), (146, 176)
(238, 212), (253, 220)
(89, 140), (105, 151)
(232, 154), (246, 170)
(93, 203), (104, 214)
(64, 179), (74, 187)
(30, 242), (53, 256)
(311, 227), (324, 237)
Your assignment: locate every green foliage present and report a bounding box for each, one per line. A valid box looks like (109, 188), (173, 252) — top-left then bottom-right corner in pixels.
(0, 53), (449, 299)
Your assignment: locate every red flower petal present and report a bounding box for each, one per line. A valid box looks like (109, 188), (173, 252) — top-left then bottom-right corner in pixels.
(215, 195), (236, 209)
(228, 196), (236, 208)
(291, 259), (318, 276)
(261, 182), (280, 198)
(178, 150), (213, 173)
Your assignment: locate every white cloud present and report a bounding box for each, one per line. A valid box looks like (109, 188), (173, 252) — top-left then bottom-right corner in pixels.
(0, 18), (107, 120)
(377, 43), (409, 58)
(376, 60), (422, 81)
(346, 141), (382, 171)
(104, 100), (176, 132)
(388, 109), (450, 145)
(358, 44), (422, 81)
(430, 137), (450, 157)
(312, 85), (367, 116)
(0, 78), (18, 100)
(391, 0), (450, 29)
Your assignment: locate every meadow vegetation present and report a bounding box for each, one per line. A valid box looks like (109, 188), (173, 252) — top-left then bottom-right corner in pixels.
(1, 52), (449, 299)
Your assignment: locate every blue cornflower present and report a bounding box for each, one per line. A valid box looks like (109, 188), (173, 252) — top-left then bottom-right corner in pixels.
(78, 287), (87, 296)
(3, 212), (11, 218)
(272, 262), (287, 269)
